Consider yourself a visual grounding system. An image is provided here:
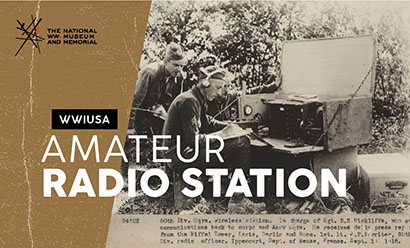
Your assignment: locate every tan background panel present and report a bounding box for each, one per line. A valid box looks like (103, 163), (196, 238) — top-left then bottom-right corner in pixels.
(0, 1), (150, 247)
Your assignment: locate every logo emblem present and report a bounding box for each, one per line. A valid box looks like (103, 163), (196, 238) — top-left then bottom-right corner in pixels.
(15, 15), (44, 56)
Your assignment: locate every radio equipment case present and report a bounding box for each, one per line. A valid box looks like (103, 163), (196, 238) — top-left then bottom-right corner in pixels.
(237, 35), (377, 152)
(358, 153), (410, 206)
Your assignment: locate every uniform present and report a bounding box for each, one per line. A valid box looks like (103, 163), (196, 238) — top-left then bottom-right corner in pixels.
(162, 85), (251, 210)
(129, 62), (184, 133)
(123, 42), (186, 178)
(162, 86), (226, 152)
(133, 62), (184, 111)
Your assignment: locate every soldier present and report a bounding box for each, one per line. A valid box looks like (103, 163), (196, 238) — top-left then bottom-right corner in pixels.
(162, 65), (252, 210)
(129, 42), (186, 135)
(122, 42), (186, 179)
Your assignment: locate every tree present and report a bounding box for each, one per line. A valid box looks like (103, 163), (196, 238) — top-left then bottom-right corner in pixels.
(141, 1), (410, 153)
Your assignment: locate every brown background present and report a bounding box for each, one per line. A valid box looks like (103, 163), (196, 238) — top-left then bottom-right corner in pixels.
(0, 1), (150, 247)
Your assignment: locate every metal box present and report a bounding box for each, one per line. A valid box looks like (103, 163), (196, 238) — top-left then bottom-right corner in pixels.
(237, 35), (377, 151)
(267, 100), (323, 145)
(358, 153), (410, 206)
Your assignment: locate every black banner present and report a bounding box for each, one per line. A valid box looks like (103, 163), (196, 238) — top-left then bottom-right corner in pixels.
(51, 109), (118, 129)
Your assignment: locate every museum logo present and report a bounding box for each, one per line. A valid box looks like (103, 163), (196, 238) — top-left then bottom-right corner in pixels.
(15, 15), (44, 56)
(15, 15), (98, 56)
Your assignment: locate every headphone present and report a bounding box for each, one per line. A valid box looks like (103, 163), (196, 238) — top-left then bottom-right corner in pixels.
(202, 79), (210, 88)
(199, 67), (226, 88)
(199, 67), (211, 88)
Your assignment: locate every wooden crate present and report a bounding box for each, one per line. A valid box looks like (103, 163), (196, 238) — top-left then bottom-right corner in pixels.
(358, 153), (410, 206)
(238, 35), (376, 151)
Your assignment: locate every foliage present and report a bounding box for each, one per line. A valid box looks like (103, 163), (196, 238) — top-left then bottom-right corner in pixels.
(141, 1), (409, 153)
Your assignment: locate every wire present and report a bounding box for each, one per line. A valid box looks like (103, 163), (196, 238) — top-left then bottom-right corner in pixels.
(211, 70), (282, 121)
(308, 64), (374, 153)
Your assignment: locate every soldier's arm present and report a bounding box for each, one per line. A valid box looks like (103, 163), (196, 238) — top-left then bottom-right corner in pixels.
(179, 99), (205, 147)
(206, 115), (228, 132)
(132, 68), (152, 108)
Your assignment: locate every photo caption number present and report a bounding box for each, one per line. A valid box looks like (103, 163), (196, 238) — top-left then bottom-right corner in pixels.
(122, 218), (140, 224)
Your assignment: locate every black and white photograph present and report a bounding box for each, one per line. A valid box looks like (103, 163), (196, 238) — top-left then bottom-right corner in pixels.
(112, 0), (410, 215)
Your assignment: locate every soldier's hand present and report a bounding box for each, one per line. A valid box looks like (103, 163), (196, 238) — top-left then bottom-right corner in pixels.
(149, 104), (167, 119)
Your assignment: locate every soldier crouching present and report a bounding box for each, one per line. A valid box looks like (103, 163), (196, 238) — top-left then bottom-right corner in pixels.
(162, 65), (253, 210)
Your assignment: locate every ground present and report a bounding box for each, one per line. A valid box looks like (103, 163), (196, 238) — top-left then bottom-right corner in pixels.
(113, 133), (410, 215)
(116, 115), (410, 215)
